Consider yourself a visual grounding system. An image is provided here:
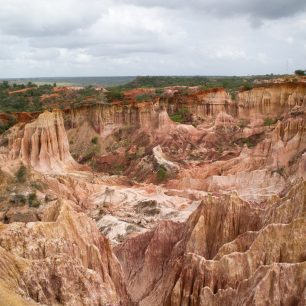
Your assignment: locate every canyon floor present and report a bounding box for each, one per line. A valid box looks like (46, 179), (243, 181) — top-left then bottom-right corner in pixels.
(0, 77), (305, 306)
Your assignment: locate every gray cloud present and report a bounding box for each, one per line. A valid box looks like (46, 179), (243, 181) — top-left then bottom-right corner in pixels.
(0, 0), (305, 77)
(120, 0), (306, 20)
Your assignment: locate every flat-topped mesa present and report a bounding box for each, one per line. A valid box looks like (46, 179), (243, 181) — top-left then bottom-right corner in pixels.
(19, 110), (77, 173)
(237, 81), (306, 119)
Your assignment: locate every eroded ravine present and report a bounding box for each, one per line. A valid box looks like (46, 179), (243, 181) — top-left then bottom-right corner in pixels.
(0, 79), (305, 305)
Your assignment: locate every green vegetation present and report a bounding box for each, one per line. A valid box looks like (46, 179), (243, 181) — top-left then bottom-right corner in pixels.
(156, 165), (168, 183)
(135, 93), (153, 102)
(264, 117), (275, 126)
(105, 87), (124, 101)
(275, 167), (284, 176)
(0, 114), (16, 133)
(0, 81), (50, 112)
(241, 138), (255, 148)
(81, 143), (101, 163)
(110, 164), (124, 175)
(91, 136), (99, 145)
(169, 108), (189, 123)
(15, 165), (27, 183)
(294, 69), (305, 76)
(30, 181), (45, 192)
(79, 85), (96, 97)
(241, 83), (253, 90)
(155, 88), (164, 97)
(0, 81), (107, 112)
(116, 75), (280, 91)
(11, 194), (27, 205)
(28, 192), (40, 208)
(10, 192), (40, 207)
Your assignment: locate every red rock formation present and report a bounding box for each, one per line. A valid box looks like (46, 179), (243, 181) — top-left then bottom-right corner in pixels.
(0, 200), (130, 306)
(163, 88), (235, 119)
(21, 111), (77, 173)
(3, 110), (78, 173)
(0, 79), (305, 306)
(237, 82), (306, 119)
(116, 180), (306, 306)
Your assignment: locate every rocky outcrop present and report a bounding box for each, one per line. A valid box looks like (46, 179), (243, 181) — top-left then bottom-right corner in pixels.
(116, 180), (306, 306)
(20, 111), (77, 173)
(64, 103), (159, 135)
(163, 88), (236, 119)
(0, 200), (130, 306)
(237, 82), (306, 119)
(0, 79), (305, 306)
(153, 145), (180, 174)
(3, 110), (78, 173)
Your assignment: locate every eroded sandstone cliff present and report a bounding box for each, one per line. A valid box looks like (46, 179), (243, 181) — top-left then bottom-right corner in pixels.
(116, 180), (306, 306)
(0, 200), (130, 306)
(0, 79), (305, 306)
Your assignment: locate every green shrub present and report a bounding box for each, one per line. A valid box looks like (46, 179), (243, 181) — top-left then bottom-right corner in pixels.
(294, 69), (305, 76)
(135, 93), (153, 102)
(264, 117), (275, 126)
(156, 166), (168, 183)
(169, 108), (189, 123)
(0, 114), (16, 134)
(91, 136), (99, 144)
(79, 85), (96, 97)
(28, 193), (40, 208)
(241, 138), (254, 148)
(242, 83), (253, 90)
(106, 88), (124, 101)
(15, 165), (27, 183)
(155, 88), (164, 97)
(30, 181), (45, 192)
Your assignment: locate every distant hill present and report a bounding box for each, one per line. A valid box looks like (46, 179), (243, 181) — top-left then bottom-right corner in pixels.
(1, 76), (136, 87)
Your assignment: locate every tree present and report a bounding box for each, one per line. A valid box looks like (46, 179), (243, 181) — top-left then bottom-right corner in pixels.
(294, 70), (305, 76)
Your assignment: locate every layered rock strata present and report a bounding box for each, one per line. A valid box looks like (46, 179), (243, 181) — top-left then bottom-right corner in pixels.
(116, 180), (306, 306)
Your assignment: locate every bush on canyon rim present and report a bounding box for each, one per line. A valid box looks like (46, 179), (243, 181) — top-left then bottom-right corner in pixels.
(136, 93), (153, 102)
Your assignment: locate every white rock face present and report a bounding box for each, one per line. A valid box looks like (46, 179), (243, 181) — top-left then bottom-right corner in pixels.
(153, 145), (180, 174)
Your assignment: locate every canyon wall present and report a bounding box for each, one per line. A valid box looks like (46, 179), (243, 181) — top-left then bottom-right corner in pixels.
(162, 88), (236, 119)
(116, 180), (306, 306)
(0, 79), (305, 306)
(237, 82), (306, 119)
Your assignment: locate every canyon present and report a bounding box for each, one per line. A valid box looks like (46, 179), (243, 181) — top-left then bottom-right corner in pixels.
(0, 78), (305, 306)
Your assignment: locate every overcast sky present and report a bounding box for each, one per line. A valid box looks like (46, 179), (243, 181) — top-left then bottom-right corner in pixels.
(0, 0), (305, 77)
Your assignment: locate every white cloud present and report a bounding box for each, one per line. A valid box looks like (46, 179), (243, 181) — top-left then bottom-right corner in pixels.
(0, 0), (305, 77)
